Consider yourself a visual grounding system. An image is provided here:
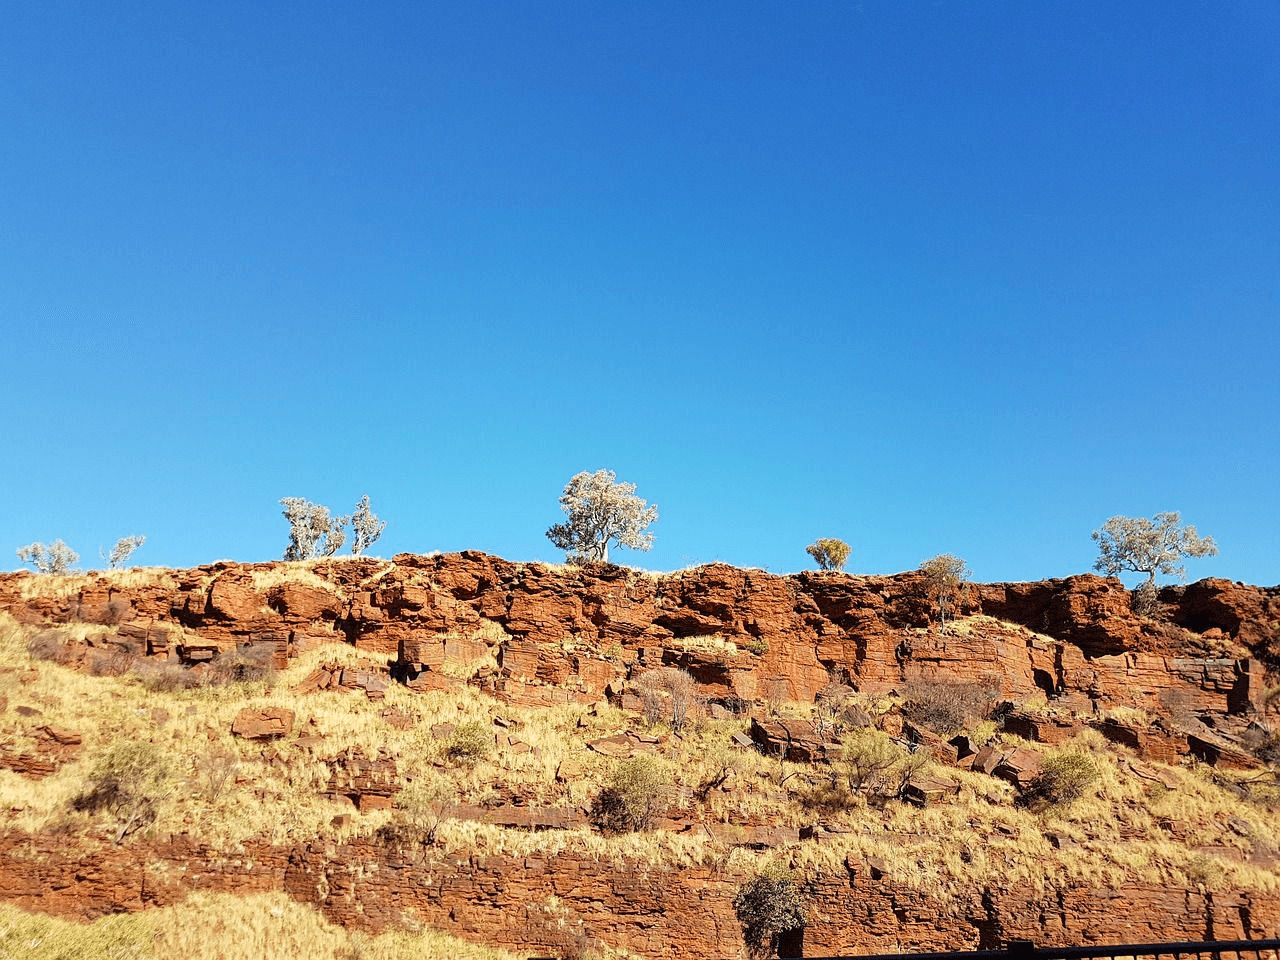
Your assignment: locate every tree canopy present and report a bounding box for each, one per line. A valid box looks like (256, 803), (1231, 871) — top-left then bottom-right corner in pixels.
(546, 469), (657, 564)
(1092, 512), (1217, 586)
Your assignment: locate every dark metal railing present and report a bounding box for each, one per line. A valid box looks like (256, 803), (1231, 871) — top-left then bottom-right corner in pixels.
(809, 939), (1280, 960)
(530, 936), (1280, 960)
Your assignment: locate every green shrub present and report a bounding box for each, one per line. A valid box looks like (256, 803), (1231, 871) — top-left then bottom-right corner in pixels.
(1020, 751), (1100, 809)
(445, 720), (493, 766)
(383, 772), (454, 845)
(840, 730), (907, 796)
(733, 864), (806, 959)
(71, 741), (172, 844)
(741, 636), (769, 656)
(589, 755), (670, 833)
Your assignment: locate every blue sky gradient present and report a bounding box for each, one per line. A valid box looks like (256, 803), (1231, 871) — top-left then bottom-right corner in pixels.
(3, 2), (1277, 584)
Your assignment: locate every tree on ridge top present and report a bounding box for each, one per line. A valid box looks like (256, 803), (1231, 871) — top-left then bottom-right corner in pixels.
(1092, 511), (1217, 615)
(1091, 511), (1218, 587)
(546, 469), (657, 565)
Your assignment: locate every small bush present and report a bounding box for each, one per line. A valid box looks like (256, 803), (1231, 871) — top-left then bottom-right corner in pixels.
(1131, 580), (1161, 617)
(26, 627), (75, 661)
(1020, 751), (1100, 809)
(590, 755), (670, 833)
(733, 864), (807, 959)
(634, 667), (696, 732)
(1242, 725), (1280, 766)
(813, 682), (855, 739)
(134, 660), (203, 692)
(445, 720), (493, 766)
(741, 636), (769, 656)
(191, 748), (239, 802)
(918, 553), (971, 630)
(85, 648), (136, 677)
(387, 772), (454, 845)
(840, 730), (907, 796)
(101, 599), (134, 626)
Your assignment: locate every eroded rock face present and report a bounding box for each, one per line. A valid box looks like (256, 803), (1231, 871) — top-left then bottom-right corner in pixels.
(1, 833), (1277, 955)
(1, 554), (1277, 727)
(1170, 578), (1280, 652)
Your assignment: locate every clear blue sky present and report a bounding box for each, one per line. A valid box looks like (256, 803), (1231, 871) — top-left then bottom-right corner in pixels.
(3, 2), (1277, 585)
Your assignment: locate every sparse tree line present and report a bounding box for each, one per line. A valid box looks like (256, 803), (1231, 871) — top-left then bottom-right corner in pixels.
(16, 536), (145, 575)
(13, 466), (1219, 618)
(280, 494), (386, 559)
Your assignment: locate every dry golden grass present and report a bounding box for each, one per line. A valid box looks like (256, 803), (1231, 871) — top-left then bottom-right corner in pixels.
(246, 556), (399, 598)
(0, 891), (520, 960)
(672, 634), (740, 657)
(12, 567), (183, 601)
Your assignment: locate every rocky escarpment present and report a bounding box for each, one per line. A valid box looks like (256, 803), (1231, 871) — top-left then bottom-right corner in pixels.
(3, 555), (1280, 955)
(3, 554), (1277, 755)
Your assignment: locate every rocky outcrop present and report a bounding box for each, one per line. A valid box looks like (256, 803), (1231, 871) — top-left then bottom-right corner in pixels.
(3, 554), (1278, 757)
(0, 832), (1276, 956)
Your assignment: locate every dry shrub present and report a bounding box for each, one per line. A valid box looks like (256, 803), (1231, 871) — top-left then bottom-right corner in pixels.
(1131, 580), (1161, 617)
(192, 747), (240, 802)
(134, 660), (203, 692)
(86, 648), (136, 677)
(102, 599), (135, 625)
(813, 682), (855, 739)
(523, 901), (602, 960)
(1243, 726), (1280, 766)
(26, 627), (74, 661)
(903, 679), (998, 734)
(634, 667), (695, 732)
(207, 643), (277, 685)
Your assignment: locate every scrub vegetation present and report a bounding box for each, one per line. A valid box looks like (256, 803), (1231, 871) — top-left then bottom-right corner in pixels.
(2, 606), (1276, 903)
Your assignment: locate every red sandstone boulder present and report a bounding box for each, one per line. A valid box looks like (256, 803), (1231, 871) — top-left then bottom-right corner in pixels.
(326, 748), (400, 806)
(971, 744), (1044, 789)
(231, 707), (294, 740)
(749, 716), (828, 762)
(208, 574), (269, 622)
(268, 582), (344, 620)
(1002, 710), (1083, 745)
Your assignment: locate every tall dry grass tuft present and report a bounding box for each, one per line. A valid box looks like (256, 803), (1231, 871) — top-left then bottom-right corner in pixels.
(0, 892), (522, 960)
